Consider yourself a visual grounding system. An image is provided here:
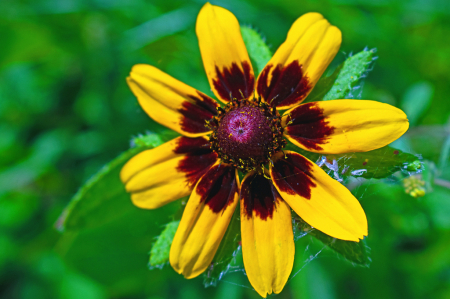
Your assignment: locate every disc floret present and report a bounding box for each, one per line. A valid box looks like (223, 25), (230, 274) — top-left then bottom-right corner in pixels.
(207, 96), (286, 172)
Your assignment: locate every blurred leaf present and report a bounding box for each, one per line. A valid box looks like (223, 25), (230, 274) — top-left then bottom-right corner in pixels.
(0, 192), (39, 229)
(121, 6), (197, 52)
(400, 81), (434, 126)
(323, 49), (375, 101)
(421, 160), (437, 191)
(294, 217), (370, 267)
(0, 233), (16, 271)
(149, 220), (179, 268)
(423, 185), (450, 230)
(0, 129), (69, 194)
(324, 146), (421, 179)
(59, 272), (107, 299)
(203, 207), (241, 287)
(241, 26), (272, 76)
(438, 135), (450, 171)
(56, 202), (181, 296)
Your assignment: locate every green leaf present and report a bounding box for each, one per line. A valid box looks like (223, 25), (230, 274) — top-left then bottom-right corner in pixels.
(56, 132), (171, 231)
(131, 130), (179, 148)
(294, 217), (371, 267)
(203, 206), (241, 287)
(323, 49), (375, 101)
(149, 220), (180, 268)
(241, 26), (272, 76)
(324, 146), (421, 179)
(400, 81), (434, 126)
(303, 63), (344, 103)
(55, 201), (182, 295)
(56, 132), (184, 294)
(438, 135), (450, 171)
(285, 141), (419, 180)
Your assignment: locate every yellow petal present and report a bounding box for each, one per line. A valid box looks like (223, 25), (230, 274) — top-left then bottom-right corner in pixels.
(240, 171), (295, 298)
(270, 151), (367, 241)
(121, 137), (218, 209)
(127, 64), (219, 137)
(282, 100), (409, 154)
(256, 13), (341, 109)
(170, 163), (239, 278)
(196, 3), (255, 103)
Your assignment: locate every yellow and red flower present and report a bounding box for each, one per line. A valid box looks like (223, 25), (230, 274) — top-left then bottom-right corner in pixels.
(121, 3), (408, 297)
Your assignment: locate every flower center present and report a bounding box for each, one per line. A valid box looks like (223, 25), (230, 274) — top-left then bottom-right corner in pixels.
(207, 97), (286, 172)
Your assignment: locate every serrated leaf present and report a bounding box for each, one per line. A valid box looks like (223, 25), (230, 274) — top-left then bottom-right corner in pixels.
(294, 217), (370, 267)
(55, 132), (184, 292)
(149, 220), (180, 268)
(203, 206), (241, 287)
(241, 26), (272, 76)
(303, 63), (344, 103)
(56, 133), (171, 231)
(323, 146), (421, 179)
(323, 49), (375, 101)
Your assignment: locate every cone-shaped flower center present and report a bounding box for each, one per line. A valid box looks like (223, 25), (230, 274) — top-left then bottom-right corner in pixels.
(207, 97), (286, 172)
(218, 106), (273, 160)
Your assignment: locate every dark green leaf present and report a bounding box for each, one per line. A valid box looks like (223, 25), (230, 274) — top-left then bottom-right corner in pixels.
(294, 217), (371, 267)
(241, 26), (272, 76)
(303, 63), (344, 103)
(56, 132), (173, 231)
(56, 200), (182, 295)
(324, 146), (421, 179)
(203, 206), (241, 287)
(323, 49), (375, 101)
(149, 220), (180, 268)
(284, 142), (419, 180)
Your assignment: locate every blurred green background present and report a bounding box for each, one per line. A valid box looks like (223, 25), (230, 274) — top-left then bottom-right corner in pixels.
(1, 0), (450, 298)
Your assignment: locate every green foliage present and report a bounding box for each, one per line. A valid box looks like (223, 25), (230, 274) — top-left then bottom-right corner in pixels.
(287, 142), (420, 180)
(2, 0), (450, 298)
(324, 49), (375, 101)
(149, 220), (180, 268)
(57, 144), (155, 231)
(305, 63), (344, 103)
(400, 81), (434, 126)
(240, 26), (272, 76)
(324, 146), (421, 179)
(294, 217), (371, 267)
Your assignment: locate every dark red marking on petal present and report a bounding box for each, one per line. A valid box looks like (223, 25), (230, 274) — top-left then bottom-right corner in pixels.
(284, 102), (334, 151)
(175, 137), (218, 187)
(178, 92), (219, 134)
(241, 173), (281, 220)
(195, 164), (237, 213)
(393, 150), (399, 155)
(271, 152), (316, 199)
(257, 60), (312, 108)
(213, 61), (254, 101)
(174, 136), (211, 155)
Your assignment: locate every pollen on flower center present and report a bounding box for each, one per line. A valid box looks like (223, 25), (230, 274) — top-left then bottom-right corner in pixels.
(218, 105), (273, 159)
(207, 97), (286, 172)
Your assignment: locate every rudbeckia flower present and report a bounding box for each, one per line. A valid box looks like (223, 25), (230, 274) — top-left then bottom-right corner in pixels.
(121, 3), (408, 297)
